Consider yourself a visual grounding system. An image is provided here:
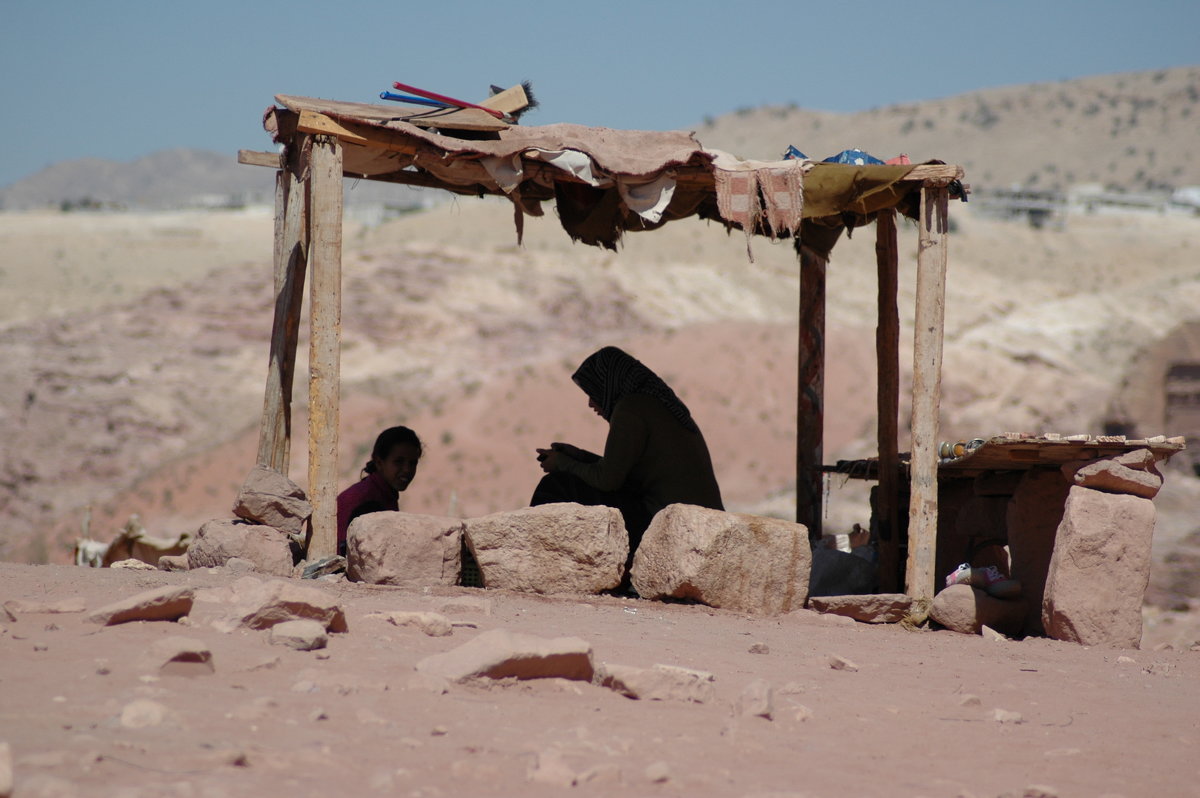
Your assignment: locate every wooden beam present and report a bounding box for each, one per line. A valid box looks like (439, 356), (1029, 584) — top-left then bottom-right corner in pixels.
(874, 209), (901, 592)
(796, 243), (827, 542)
(905, 185), (950, 601)
(306, 135), (344, 560)
(297, 109), (373, 146)
(479, 83), (530, 115)
(256, 141), (308, 473)
(238, 149), (283, 169)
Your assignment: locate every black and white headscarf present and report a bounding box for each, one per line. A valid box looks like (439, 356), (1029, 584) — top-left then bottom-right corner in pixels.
(571, 346), (700, 434)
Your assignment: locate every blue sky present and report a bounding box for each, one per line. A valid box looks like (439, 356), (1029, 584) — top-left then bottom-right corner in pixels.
(1, 0), (1197, 188)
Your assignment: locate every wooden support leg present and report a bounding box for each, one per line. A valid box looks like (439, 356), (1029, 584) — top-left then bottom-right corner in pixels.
(905, 185), (950, 600)
(307, 135), (344, 559)
(875, 209), (901, 592)
(256, 141), (309, 473)
(797, 242), (827, 543)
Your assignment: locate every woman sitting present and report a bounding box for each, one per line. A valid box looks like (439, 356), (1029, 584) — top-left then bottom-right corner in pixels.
(532, 346), (723, 560)
(337, 426), (422, 556)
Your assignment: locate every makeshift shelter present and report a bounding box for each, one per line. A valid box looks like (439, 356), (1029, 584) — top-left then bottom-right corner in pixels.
(239, 91), (969, 599)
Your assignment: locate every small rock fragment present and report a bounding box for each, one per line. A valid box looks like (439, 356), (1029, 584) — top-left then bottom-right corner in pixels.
(594, 662), (716, 703)
(369, 611), (453, 637)
(268, 620), (328, 651)
(110, 559), (158, 571)
(748, 642), (770, 654)
(736, 678), (774, 720)
(644, 761), (672, 784)
(147, 636), (214, 677)
(829, 655), (859, 672)
(992, 708), (1024, 724)
(415, 629), (593, 683)
(119, 699), (170, 729)
(527, 750), (577, 787)
(959, 694), (982, 707)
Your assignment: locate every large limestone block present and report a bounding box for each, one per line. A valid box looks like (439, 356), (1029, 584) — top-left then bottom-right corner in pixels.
(1006, 468), (1070, 635)
(463, 504), (627, 595)
(232, 465), (312, 535)
(346, 512), (463, 587)
(631, 505), (810, 615)
(187, 519), (294, 577)
(929, 584), (1026, 636)
(1042, 486), (1156, 648)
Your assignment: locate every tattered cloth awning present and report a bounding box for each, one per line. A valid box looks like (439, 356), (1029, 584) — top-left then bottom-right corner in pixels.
(265, 95), (954, 254)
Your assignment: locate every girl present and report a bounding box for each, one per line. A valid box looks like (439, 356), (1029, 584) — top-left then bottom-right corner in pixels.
(337, 426), (422, 555)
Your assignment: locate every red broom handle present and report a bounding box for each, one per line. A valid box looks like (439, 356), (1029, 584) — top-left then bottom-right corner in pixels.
(391, 82), (505, 120)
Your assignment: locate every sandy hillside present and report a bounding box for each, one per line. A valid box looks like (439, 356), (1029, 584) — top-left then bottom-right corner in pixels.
(1, 563), (1199, 798)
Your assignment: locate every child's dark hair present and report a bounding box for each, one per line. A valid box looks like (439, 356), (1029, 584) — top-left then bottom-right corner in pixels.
(363, 426), (423, 474)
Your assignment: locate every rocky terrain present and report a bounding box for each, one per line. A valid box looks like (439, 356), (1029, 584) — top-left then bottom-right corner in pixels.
(2, 562), (1198, 798)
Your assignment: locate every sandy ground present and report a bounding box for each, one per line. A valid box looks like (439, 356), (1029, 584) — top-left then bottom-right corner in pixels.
(2, 563), (1198, 798)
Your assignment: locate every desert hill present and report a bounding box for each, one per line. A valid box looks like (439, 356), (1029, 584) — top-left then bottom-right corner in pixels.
(2, 67), (1200, 611)
(697, 66), (1200, 192)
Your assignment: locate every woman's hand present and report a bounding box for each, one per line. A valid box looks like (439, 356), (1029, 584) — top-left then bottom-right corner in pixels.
(535, 447), (559, 473)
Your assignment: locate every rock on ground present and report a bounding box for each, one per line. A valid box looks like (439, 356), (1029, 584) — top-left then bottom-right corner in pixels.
(463, 504), (627, 595)
(1042, 486), (1156, 647)
(187, 519), (294, 577)
(145, 636), (214, 676)
(593, 662), (716, 703)
(631, 505), (810, 615)
(930, 584), (1026, 636)
(214, 578), (348, 633)
(808, 593), (912, 623)
(415, 629), (594, 683)
(268, 619), (329, 651)
(346, 512), (463, 587)
(85, 586), (194, 626)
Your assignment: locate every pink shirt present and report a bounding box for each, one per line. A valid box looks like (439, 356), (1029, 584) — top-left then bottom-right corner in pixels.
(336, 471), (399, 548)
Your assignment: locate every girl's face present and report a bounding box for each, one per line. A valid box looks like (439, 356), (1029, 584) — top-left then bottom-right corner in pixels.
(374, 442), (421, 492)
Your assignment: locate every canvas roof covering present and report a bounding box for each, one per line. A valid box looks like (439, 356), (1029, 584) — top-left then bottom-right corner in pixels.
(265, 95), (959, 255)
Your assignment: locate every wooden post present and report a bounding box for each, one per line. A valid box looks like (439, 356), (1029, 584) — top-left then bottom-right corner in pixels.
(256, 140), (309, 473)
(796, 242), (827, 542)
(874, 209), (901, 592)
(307, 135), (344, 559)
(905, 185), (950, 600)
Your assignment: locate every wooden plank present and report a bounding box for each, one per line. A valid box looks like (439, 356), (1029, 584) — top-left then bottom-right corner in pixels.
(874, 209), (901, 592)
(297, 110), (372, 146)
(479, 83), (529, 115)
(238, 149), (283, 169)
(903, 164), (964, 182)
(256, 141), (308, 473)
(905, 185), (950, 601)
(306, 135), (344, 560)
(796, 243), (827, 542)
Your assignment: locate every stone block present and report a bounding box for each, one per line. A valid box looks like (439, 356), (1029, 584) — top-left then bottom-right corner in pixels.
(346, 512), (463, 587)
(631, 505), (809, 615)
(232, 465), (312, 535)
(415, 629), (594, 683)
(463, 504), (626, 595)
(1041, 486), (1156, 648)
(187, 519), (294, 577)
